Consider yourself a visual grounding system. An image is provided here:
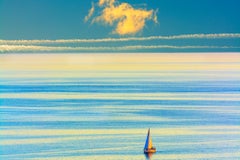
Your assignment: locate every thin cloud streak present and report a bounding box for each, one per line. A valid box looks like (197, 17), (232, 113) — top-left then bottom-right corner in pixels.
(1, 44), (239, 52)
(0, 33), (240, 44)
(84, 2), (95, 22)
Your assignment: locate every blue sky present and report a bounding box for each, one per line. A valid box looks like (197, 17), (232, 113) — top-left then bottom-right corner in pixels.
(0, 0), (240, 52)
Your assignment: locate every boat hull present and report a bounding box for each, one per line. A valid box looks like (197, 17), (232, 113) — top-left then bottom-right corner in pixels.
(144, 148), (156, 153)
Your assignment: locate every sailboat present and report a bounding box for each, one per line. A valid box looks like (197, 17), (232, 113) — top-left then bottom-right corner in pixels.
(144, 128), (156, 153)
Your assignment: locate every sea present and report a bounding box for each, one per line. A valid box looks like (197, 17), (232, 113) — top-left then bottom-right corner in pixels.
(0, 53), (240, 160)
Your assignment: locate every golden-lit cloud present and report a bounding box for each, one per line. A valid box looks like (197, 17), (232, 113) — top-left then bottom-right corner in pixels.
(98, 0), (115, 6)
(86, 0), (157, 35)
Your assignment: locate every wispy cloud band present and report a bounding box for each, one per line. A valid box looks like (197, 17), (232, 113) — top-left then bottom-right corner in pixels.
(0, 33), (239, 44)
(1, 44), (239, 52)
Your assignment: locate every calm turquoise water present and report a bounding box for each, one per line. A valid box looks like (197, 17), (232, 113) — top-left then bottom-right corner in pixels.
(1, 79), (240, 160)
(1, 54), (240, 159)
